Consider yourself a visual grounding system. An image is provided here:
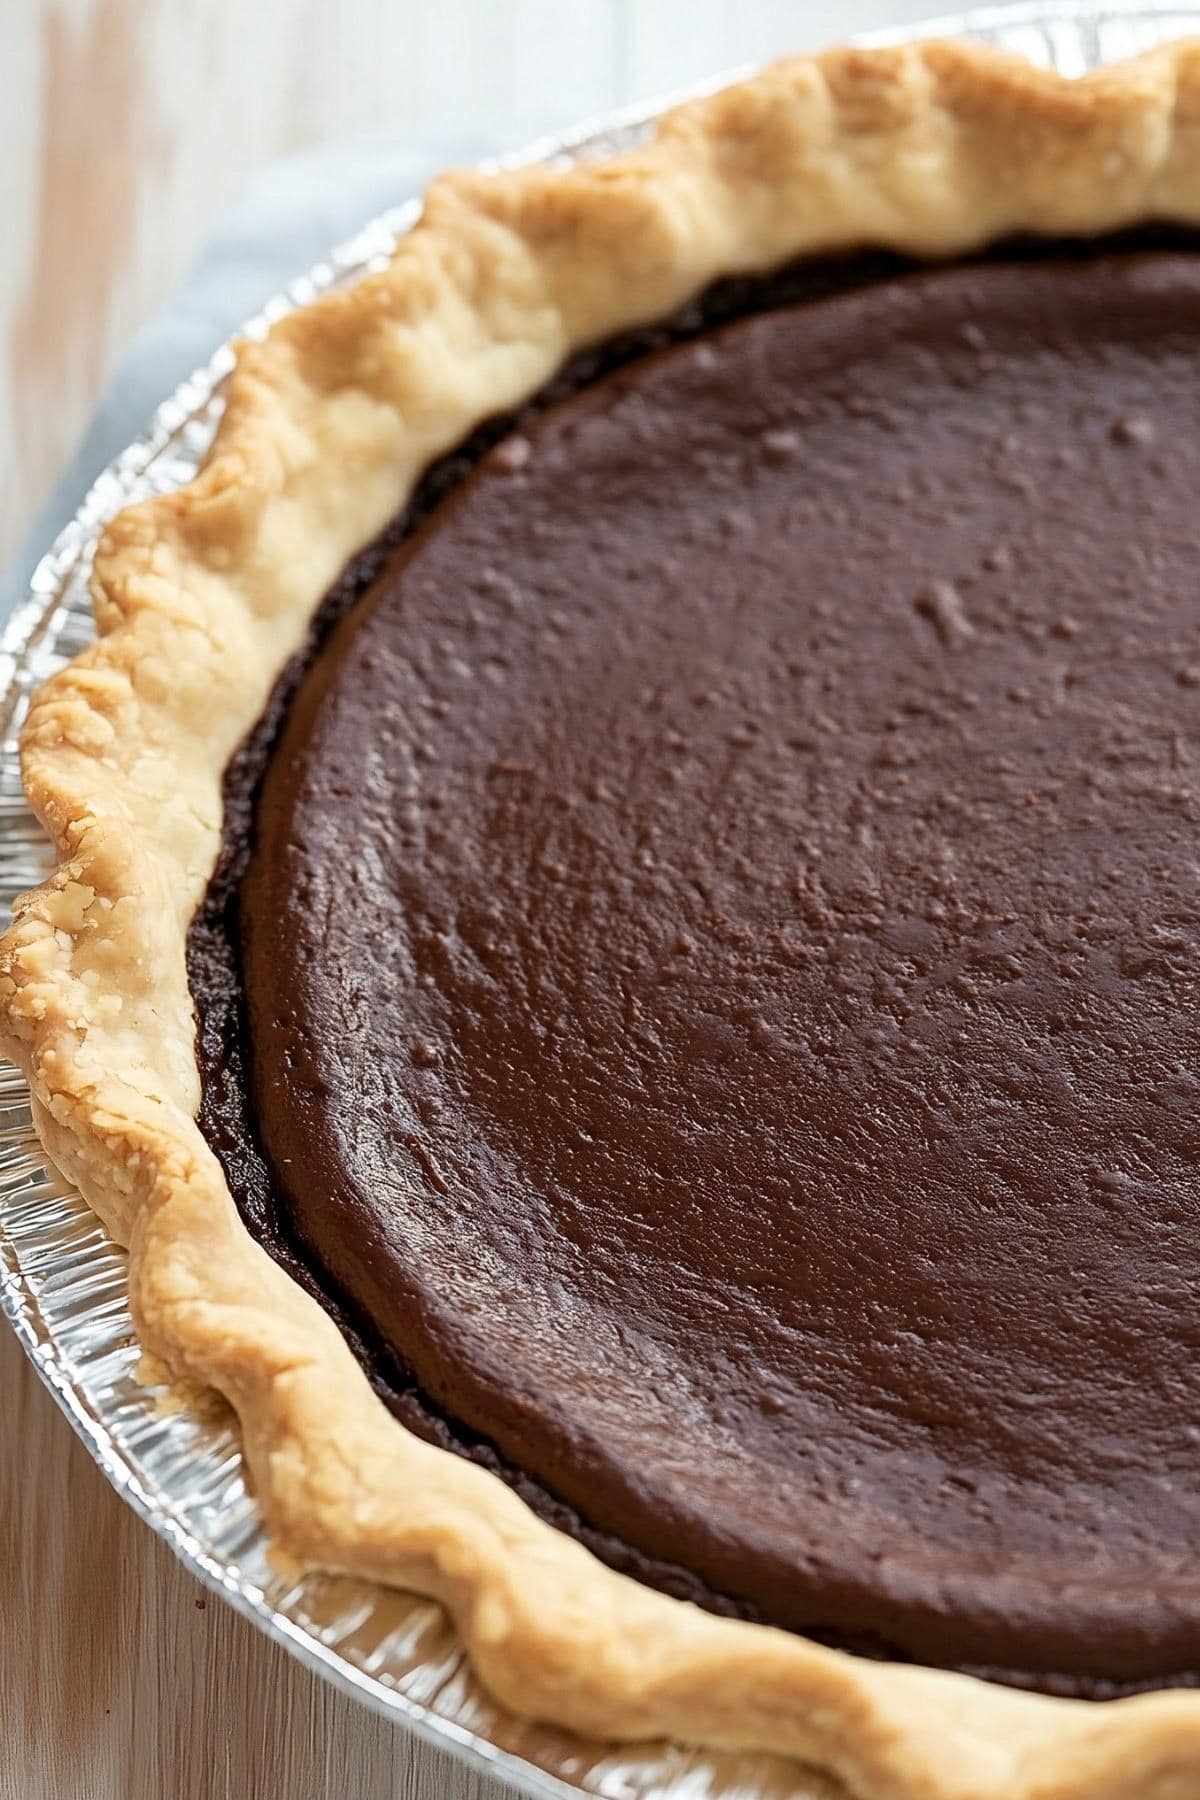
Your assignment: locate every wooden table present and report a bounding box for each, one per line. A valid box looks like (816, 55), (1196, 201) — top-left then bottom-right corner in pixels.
(0, 3), (932, 1796)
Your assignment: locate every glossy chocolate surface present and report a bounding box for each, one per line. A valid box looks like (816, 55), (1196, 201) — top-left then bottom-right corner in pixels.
(193, 250), (1200, 1693)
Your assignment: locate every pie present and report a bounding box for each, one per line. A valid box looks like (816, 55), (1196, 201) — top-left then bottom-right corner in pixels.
(9, 36), (1200, 1800)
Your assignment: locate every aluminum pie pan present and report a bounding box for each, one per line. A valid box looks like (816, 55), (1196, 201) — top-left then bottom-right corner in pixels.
(4, 8), (1200, 1796)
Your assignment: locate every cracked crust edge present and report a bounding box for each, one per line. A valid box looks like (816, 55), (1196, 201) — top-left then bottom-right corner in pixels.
(5, 39), (1200, 1800)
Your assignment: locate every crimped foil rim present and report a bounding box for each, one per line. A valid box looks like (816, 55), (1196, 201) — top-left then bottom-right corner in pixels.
(5, 7), (1200, 1796)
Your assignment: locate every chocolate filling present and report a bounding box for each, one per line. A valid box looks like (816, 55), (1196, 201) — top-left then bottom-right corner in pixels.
(191, 240), (1200, 1697)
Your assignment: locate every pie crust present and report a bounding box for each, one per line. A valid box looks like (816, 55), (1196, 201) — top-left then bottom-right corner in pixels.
(6, 38), (1200, 1800)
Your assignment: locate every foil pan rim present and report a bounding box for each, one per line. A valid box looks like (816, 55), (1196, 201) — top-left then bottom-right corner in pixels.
(5, 8), (1200, 1796)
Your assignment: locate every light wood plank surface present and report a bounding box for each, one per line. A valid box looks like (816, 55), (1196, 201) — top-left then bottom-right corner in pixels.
(1, 4), (924, 1797)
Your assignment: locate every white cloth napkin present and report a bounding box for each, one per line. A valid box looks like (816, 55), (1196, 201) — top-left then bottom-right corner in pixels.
(1, 135), (487, 623)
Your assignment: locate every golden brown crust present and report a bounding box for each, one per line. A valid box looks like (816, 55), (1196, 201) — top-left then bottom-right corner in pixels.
(6, 38), (1200, 1799)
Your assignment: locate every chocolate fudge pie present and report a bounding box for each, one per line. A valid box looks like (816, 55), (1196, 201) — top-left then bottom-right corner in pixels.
(8, 38), (1200, 1800)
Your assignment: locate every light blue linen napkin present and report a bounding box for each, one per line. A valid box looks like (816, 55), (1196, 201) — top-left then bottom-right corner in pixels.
(2, 135), (486, 623)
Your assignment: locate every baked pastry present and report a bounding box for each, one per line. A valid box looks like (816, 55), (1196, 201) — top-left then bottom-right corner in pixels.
(8, 35), (1200, 1799)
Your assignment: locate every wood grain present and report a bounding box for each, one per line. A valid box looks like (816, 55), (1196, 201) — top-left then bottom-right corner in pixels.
(0, 1328), (522, 1800)
(0, 0), (943, 568)
(1, 3), (928, 1796)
